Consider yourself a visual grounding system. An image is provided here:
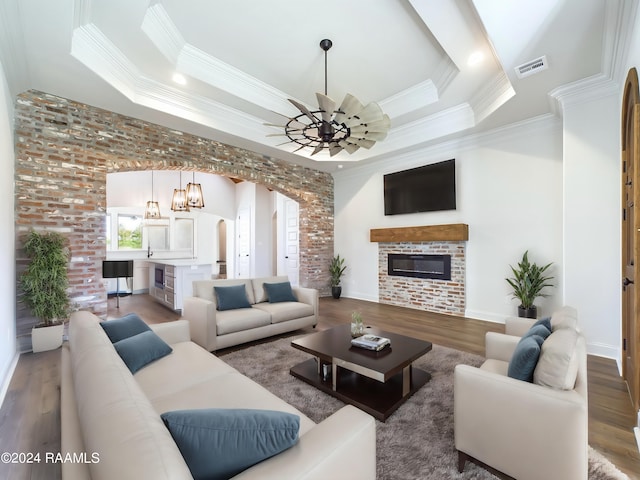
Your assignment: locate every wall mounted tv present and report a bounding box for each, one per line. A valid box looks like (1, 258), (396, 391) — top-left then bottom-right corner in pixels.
(384, 159), (456, 215)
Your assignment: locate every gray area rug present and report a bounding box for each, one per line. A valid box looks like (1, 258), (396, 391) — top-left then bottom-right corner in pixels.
(220, 334), (630, 480)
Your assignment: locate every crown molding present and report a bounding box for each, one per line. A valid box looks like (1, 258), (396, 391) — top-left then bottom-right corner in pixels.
(601, 0), (638, 83)
(549, 0), (636, 115)
(548, 73), (619, 114)
(431, 56), (460, 95)
(139, 3), (292, 114)
(468, 71), (515, 124)
(134, 76), (270, 141)
(334, 113), (560, 180)
(178, 44), (291, 114)
(348, 103), (475, 162)
(141, 4), (185, 64)
(72, 0), (92, 28)
(140, 3), (451, 121)
(378, 79), (439, 118)
(71, 24), (138, 99)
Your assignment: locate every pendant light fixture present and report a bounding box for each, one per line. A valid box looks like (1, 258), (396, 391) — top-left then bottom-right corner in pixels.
(144, 170), (161, 219)
(186, 172), (204, 209)
(171, 171), (189, 212)
(268, 38), (390, 156)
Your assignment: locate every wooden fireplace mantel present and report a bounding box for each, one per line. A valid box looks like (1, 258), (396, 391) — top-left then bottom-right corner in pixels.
(370, 223), (469, 243)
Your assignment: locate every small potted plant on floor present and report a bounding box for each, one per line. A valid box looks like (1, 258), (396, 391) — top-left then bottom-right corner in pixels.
(506, 250), (554, 319)
(20, 230), (71, 352)
(329, 254), (347, 299)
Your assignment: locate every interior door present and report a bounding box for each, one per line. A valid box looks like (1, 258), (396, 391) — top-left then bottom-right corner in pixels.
(621, 67), (640, 413)
(284, 199), (300, 286)
(237, 206), (251, 278)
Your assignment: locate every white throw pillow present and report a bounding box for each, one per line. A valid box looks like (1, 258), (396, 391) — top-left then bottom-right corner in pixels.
(533, 328), (580, 390)
(550, 306), (578, 331)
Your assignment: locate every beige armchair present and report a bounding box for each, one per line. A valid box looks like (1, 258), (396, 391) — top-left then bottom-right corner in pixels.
(454, 307), (588, 480)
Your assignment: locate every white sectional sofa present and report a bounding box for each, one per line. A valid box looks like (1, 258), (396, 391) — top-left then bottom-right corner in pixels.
(182, 276), (318, 351)
(61, 310), (376, 480)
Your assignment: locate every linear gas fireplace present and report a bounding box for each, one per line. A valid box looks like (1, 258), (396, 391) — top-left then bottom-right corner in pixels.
(388, 253), (451, 281)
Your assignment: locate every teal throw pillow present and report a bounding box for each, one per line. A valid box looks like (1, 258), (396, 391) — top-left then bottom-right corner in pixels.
(113, 330), (173, 374)
(532, 316), (552, 332)
(508, 334), (545, 382)
(161, 409), (300, 480)
(523, 323), (551, 341)
(264, 281), (297, 303)
(214, 285), (252, 311)
(100, 313), (150, 343)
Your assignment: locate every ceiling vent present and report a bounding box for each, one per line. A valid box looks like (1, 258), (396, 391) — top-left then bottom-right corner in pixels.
(515, 55), (548, 79)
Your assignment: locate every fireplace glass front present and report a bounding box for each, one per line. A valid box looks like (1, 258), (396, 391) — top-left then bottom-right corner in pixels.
(387, 253), (451, 281)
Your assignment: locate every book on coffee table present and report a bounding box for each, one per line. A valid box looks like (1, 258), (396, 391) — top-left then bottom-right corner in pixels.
(351, 334), (391, 351)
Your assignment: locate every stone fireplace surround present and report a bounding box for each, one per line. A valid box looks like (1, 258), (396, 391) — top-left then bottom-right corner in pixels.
(371, 224), (468, 316)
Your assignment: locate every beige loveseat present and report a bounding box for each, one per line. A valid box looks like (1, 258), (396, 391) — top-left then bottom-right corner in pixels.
(182, 276), (318, 351)
(61, 311), (376, 480)
(454, 306), (588, 480)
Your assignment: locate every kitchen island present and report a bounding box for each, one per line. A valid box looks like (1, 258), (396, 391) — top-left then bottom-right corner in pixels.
(149, 260), (212, 312)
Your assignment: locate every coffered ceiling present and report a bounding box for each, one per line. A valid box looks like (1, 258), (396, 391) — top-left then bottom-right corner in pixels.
(0, 0), (633, 171)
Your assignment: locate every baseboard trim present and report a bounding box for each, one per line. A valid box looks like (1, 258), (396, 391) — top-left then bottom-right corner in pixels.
(586, 342), (620, 362)
(464, 309), (506, 324)
(339, 292), (378, 303)
(0, 352), (20, 409)
(635, 427), (640, 455)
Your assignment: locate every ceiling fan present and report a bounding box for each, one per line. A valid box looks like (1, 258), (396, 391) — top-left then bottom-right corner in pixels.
(269, 39), (390, 157)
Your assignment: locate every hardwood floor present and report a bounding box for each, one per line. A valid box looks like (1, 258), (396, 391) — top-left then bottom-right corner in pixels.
(1, 294), (638, 479)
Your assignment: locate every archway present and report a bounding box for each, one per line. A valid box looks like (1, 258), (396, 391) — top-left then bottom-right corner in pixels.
(14, 90), (333, 343)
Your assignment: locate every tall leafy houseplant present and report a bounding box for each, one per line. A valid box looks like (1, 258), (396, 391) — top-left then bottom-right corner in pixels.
(506, 250), (554, 319)
(20, 231), (70, 352)
(329, 255), (347, 299)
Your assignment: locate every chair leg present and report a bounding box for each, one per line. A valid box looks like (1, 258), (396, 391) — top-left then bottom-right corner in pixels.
(457, 451), (516, 480)
(457, 450), (467, 473)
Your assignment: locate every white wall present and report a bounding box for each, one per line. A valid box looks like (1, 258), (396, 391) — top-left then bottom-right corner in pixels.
(0, 57), (17, 405)
(107, 170), (237, 220)
(254, 186), (274, 276)
(108, 172), (285, 279)
(562, 92), (621, 360)
(334, 115), (564, 322)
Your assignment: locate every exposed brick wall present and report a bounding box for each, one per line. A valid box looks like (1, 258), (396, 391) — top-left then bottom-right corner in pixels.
(14, 90), (334, 350)
(378, 242), (465, 315)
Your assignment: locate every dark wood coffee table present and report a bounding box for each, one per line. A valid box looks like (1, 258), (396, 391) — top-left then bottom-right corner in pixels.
(290, 324), (432, 421)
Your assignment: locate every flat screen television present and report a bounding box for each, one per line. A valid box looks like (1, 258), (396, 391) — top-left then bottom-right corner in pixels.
(384, 159), (456, 215)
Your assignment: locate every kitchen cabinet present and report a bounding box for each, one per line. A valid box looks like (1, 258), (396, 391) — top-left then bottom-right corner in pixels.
(149, 261), (211, 312)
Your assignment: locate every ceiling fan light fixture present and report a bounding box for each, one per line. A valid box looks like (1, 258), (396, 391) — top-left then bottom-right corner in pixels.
(274, 38), (390, 157)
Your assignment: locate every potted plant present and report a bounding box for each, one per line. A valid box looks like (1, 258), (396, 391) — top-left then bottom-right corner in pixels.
(20, 230), (70, 352)
(350, 311), (364, 337)
(506, 250), (554, 319)
(329, 254), (347, 299)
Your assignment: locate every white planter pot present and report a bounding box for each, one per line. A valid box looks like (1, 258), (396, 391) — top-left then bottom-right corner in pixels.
(31, 323), (64, 353)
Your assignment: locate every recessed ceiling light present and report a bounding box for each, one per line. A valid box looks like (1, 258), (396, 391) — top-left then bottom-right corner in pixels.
(172, 73), (187, 85)
(467, 51), (484, 67)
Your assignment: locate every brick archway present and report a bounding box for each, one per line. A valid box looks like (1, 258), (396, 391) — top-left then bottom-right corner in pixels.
(14, 90), (333, 347)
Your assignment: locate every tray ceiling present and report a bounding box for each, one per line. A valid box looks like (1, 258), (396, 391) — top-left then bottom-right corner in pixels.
(0, 0), (628, 171)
